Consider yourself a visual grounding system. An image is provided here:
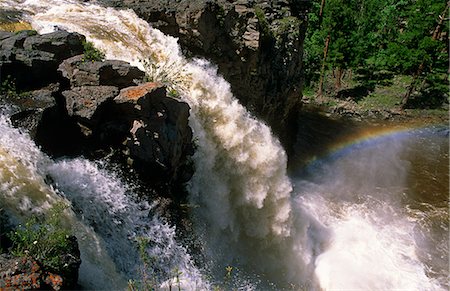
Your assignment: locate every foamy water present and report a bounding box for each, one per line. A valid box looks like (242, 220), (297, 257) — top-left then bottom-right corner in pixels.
(1, 0), (448, 289)
(0, 115), (208, 289)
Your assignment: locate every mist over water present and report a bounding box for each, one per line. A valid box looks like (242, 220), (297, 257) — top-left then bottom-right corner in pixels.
(292, 126), (449, 290)
(1, 1), (448, 290)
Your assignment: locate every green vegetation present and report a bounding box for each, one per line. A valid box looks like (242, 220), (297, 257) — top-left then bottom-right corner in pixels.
(128, 236), (182, 291)
(304, 0), (448, 110)
(0, 76), (17, 96)
(254, 6), (272, 36)
(140, 58), (190, 95)
(8, 203), (73, 272)
(82, 40), (105, 62)
(0, 76), (30, 99)
(358, 75), (412, 110)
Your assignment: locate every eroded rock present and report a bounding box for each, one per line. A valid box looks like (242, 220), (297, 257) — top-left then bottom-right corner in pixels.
(0, 30), (85, 90)
(58, 55), (145, 88)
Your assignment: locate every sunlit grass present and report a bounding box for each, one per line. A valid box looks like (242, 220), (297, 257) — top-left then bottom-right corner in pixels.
(0, 21), (32, 32)
(358, 75), (412, 110)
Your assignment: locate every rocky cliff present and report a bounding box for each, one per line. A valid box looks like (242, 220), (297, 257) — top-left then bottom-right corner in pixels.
(101, 0), (310, 151)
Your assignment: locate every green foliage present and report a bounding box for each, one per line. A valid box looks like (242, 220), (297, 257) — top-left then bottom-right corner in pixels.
(128, 237), (157, 291)
(254, 6), (272, 36)
(140, 58), (190, 94)
(167, 88), (180, 99)
(304, 0), (448, 107)
(129, 236), (185, 291)
(8, 203), (72, 272)
(0, 76), (30, 99)
(272, 16), (301, 52)
(0, 76), (17, 96)
(82, 40), (105, 62)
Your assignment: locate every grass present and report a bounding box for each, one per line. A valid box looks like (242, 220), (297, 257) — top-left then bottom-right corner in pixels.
(358, 75), (412, 110)
(0, 21), (32, 32)
(8, 203), (73, 272)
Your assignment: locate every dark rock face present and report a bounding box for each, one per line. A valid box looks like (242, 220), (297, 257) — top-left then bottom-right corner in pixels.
(58, 55), (145, 89)
(111, 83), (194, 184)
(0, 30), (85, 90)
(62, 85), (119, 120)
(102, 0), (310, 151)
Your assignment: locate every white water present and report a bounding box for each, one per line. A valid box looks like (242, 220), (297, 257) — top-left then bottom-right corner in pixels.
(0, 114), (208, 289)
(1, 1), (447, 290)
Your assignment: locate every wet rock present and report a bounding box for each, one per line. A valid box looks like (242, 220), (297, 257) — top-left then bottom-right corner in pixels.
(0, 31), (13, 41)
(58, 55), (145, 89)
(9, 84), (59, 138)
(1, 30), (195, 197)
(23, 30), (84, 60)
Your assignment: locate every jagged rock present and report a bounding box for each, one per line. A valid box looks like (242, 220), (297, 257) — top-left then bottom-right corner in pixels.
(23, 30), (84, 60)
(1, 30), (194, 197)
(9, 84), (59, 138)
(101, 0), (310, 151)
(0, 31), (13, 41)
(62, 85), (119, 121)
(58, 55), (145, 89)
(0, 250), (80, 290)
(97, 82), (194, 185)
(0, 255), (46, 290)
(0, 30), (85, 90)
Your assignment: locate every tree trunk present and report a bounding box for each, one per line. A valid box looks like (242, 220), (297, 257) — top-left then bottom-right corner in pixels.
(335, 67), (344, 90)
(402, 2), (449, 108)
(318, 33), (331, 96)
(319, 0), (326, 25)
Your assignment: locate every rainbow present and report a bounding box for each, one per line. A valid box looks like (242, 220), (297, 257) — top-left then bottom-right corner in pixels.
(302, 122), (449, 174)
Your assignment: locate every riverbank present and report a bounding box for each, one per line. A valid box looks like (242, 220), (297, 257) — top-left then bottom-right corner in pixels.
(302, 72), (448, 124)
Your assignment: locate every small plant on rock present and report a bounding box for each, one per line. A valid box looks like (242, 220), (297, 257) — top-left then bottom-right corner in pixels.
(8, 202), (73, 272)
(82, 40), (105, 62)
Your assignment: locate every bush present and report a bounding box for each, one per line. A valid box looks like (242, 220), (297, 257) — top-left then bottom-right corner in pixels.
(82, 41), (105, 62)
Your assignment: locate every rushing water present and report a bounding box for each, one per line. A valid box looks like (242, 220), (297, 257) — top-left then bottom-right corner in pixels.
(1, 1), (449, 290)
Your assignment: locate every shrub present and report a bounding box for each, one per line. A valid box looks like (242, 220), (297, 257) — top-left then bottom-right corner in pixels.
(82, 41), (105, 62)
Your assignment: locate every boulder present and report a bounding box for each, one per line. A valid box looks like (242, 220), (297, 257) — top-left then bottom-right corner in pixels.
(1, 30), (195, 196)
(9, 84), (59, 138)
(97, 82), (194, 186)
(62, 85), (119, 121)
(0, 30), (85, 90)
(58, 55), (145, 89)
(23, 30), (84, 60)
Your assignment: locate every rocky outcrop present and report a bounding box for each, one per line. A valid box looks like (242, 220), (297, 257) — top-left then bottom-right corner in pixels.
(0, 30), (195, 194)
(0, 255), (60, 290)
(101, 0), (310, 151)
(111, 83), (194, 184)
(0, 30), (85, 90)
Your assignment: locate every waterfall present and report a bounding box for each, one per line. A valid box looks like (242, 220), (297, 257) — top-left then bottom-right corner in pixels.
(2, 1), (448, 290)
(5, 0), (294, 284)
